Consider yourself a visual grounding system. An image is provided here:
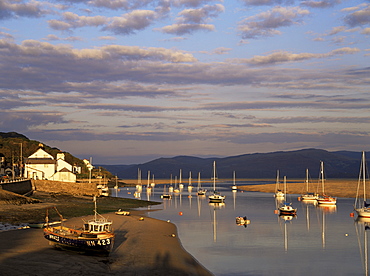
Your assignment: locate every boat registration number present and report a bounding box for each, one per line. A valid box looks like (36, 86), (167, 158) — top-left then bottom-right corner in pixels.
(87, 238), (111, 247)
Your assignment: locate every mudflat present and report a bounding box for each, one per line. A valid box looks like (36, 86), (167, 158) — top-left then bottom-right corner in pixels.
(0, 191), (213, 276)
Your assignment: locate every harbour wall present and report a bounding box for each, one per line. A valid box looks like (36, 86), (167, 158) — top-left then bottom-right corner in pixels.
(32, 180), (100, 196)
(0, 179), (33, 195)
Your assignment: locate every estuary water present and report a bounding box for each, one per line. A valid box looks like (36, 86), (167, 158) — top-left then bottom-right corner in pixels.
(113, 181), (369, 276)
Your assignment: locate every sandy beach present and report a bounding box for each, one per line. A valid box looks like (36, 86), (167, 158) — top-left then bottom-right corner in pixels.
(0, 211), (213, 276)
(0, 190), (213, 276)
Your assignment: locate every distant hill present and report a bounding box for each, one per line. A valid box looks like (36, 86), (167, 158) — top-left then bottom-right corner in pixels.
(99, 149), (366, 180)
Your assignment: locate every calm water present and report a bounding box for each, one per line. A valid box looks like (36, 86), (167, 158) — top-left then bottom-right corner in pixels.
(113, 181), (369, 276)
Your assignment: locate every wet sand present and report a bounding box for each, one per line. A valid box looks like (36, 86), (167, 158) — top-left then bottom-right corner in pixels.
(0, 212), (213, 276)
(238, 179), (360, 198)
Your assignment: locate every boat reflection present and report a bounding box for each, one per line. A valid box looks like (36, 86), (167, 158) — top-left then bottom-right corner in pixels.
(232, 189), (237, 210)
(300, 200), (316, 231)
(356, 217), (370, 276)
(209, 202), (225, 242)
(279, 214), (296, 252)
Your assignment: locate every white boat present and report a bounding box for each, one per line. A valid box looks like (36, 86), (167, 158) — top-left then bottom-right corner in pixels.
(274, 170), (285, 198)
(354, 151), (370, 217)
(179, 169), (184, 190)
(231, 171), (237, 190)
(300, 168), (319, 201)
(316, 161), (337, 205)
(209, 161), (225, 203)
(197, 172), (207, 196)
(161, 185), (172, 199)
(188, 171), (193, 192)
(173, 176), (180, 194)
(150, 174), (155, 187)
(115, 209), (130, 216)
(278, 176), (297, 215)
(168, 174), (174, 193)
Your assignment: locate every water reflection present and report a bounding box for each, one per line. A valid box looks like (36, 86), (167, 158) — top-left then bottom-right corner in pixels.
(113, 183), (367, 276)
(356, 217), (370, 276)
(209, 202), (225, 242)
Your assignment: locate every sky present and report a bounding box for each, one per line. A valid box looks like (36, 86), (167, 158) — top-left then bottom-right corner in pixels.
(0, 0), (369, 165)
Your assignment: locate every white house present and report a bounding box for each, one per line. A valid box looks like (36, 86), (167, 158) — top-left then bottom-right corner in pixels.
(24, 145), (76, 182)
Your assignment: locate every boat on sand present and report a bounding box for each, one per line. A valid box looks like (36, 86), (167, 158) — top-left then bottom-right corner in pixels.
(44, 198), (114, 255)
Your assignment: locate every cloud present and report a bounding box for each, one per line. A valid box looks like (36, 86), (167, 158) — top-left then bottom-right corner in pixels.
(104, 10), (158, 35)
(361, 27), (370, 34)
(86, 0), (153, 10)
(48, 12), (107, 31)
(0, 110), (69, 131)
(233, 47), (360, 65)
(300, 0), (342, 9)
(237, 6), (310, 39)
(173, 0), (223, 8)
(344, 5), (370, 27)
(239, 0), (294, 6)
(48, 9), (160, 35)
(158, 23), (215, 35)
(0, 0), (52, 20)
(177, 4), (224, 24)
(157, 4), (224, 35)
(256, 116), (370, 124)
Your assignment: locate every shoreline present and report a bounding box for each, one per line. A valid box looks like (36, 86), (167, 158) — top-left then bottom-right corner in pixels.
(0, 191), (213, 275)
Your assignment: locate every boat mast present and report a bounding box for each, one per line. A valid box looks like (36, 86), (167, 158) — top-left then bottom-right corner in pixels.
(320, 161), (325, 195)
(306, 168), (309, 192)
(213, 161), (216, 191)
(363, 151), (366, 203)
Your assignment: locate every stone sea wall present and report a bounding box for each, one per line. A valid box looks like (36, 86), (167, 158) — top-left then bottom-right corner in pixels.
(32, 179), (99, 196)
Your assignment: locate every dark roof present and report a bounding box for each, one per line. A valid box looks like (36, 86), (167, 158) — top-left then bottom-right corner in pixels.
(25, 158), (55, 164)
(59, 167), (72, 172)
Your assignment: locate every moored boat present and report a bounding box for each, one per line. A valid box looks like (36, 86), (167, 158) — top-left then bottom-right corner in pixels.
(316, 161), (337, 205)
(354, 151), (370, 217)
(278, 176), (297, 215)
(274, 170), (284, 199)
(197, 172), (207, 196)
(43, 198), (114, 255)
(208, 161), (225, 203)
(300, 168), (318, 201)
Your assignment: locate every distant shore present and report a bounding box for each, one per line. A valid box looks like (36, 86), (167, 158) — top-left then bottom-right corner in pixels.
(238, 179), (360, 198)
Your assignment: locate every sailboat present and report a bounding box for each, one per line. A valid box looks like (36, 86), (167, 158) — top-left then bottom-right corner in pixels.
(168, 174), (174, 193)
(208, 161), (225, 203)
(179, 169), (184, 191)
(231, 171), (237, 190)
(274, 170), (284, 199)
(278, 176), (297, 215)
(161, 185), (172, 199)
(354, 151), (370, 217)
(173, 176), (180, 194)
(188, 171), (193, 192)
(300, 168), (318, 201)
(197, 172), (207, 196)
(316, 161), (337, 205)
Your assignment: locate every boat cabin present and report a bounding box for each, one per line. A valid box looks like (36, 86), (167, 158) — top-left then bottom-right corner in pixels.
(84, 219), (112, 233)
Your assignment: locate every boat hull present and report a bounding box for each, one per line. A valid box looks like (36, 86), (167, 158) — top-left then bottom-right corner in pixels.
(44, 227), (114, 255)
(355, 208), (370, 218)
(317, 197), (336, 205)
(209, 195), (225, 203)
